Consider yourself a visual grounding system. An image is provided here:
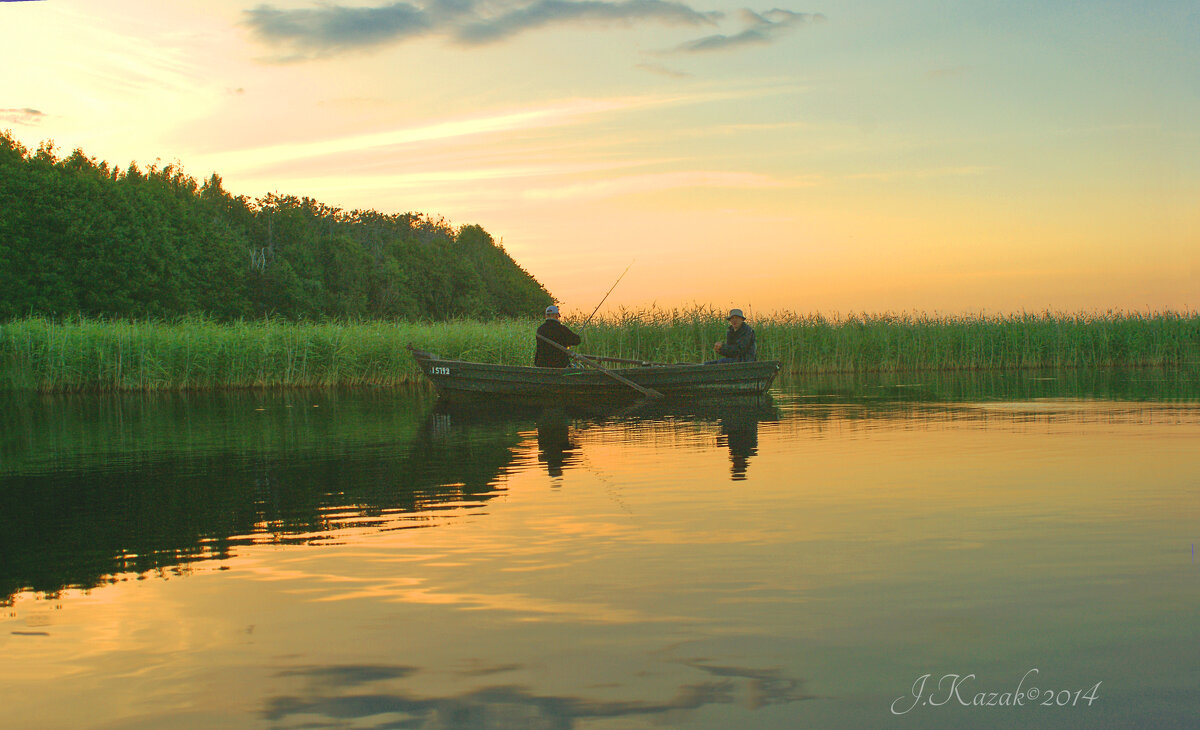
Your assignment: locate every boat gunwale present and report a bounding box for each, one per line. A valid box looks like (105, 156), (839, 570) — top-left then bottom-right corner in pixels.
(409, 346), (780, 402)
(410, 352), (781, 377)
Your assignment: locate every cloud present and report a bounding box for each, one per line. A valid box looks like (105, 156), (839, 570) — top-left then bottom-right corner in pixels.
(0, 108), (46, 125)
(457, 0), (720, 45)
(243, 2), (435, 55)
(928, 65), (969, 79)
(845, 166), (995, 182)
(523, 170), (814, 200)
(635, 62), (693, 78)
(244, 0), (721, 58)
(673, 8), (822, 53)
(193, 95), (647, 172)
(194, 89), (752, 172)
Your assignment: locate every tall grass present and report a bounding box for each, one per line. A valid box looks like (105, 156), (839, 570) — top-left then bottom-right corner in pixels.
(583, 307), (1200, 373)
(1, 309), (1197, 392)
(0, 316), (538, 391)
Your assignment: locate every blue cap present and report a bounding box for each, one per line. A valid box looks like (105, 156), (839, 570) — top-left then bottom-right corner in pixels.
(545, 305), (559, 316)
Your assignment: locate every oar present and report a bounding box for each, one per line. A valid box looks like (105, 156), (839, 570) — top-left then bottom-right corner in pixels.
(536, 334), (663, 400)
(576, 353), (670, 367)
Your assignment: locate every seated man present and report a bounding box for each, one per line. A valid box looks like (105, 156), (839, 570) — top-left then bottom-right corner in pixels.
(534, 305), (581, 368)
(707, 308), (757, 364)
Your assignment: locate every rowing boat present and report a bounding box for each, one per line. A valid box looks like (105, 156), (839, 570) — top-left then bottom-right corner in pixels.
(409, 346), (780, 404)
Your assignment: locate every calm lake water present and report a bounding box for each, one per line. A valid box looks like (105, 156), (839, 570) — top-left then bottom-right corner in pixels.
(2, 370), (1198, 729)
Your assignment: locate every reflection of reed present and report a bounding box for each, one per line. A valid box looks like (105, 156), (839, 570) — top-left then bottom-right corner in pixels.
(0, 394), (527, 602)
(777, 366), (1200, 404)
(6, 372), (1195, 603)
(0, 387), (437, 477)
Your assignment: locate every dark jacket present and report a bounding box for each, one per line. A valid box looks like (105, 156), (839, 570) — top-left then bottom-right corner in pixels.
(535, 318), (582, 368)
(718, 323), (757, 362)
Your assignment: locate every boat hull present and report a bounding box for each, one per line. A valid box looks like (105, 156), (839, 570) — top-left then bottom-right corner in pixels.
(410, 349), (780, 405)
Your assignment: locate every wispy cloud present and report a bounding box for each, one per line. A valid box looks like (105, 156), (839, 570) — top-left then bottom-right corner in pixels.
(844, 166), (995, 182)
(244, 0), (722, 59)
(0, 108), (46, 124)
(197, 101), (605, 172)
(523, 170), (814, 200)
(672, 8), (822, 53)
(927, 65), (969, 79)
(635, 62), (692, 78)
(195, 87), (776, 172)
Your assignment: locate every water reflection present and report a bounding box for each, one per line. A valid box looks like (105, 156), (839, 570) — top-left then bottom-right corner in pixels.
(2, 369), (1199, 728)
(719, 410), (761, 480)
(779, 365), (1200, 404)
(443, 397), (779, 482)
(536, 408), (577, 478)
(3, 368), (1197, 604)
(0, 389), (525, 602)
(263, 660), (813, 728)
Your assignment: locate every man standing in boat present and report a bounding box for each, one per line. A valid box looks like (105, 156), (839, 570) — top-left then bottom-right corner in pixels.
(709, 308), (757, 364)
(535, 305), (582, 368)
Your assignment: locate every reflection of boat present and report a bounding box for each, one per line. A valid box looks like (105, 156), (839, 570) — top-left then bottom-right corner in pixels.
(409, 347), (780, 405)
(433, 397), (779, 481)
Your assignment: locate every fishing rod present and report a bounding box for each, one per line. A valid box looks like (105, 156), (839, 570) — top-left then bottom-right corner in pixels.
(579, 260), (634, 335)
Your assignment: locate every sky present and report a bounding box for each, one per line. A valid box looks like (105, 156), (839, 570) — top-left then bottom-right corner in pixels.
(3, 0), (1198, 315)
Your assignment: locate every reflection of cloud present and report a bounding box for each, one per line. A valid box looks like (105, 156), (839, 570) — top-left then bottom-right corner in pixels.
(239, 558), (676, 623)
(277, 664), (419, 685)
(244, 0), (721, 59)
(456, 661), (524, 676)
(265, 662), (813, 726)
(673, 9), (823, 53)
(682, 659), (814, 708)
(316, 580), (672, 623)
(0, 108), (45, 125)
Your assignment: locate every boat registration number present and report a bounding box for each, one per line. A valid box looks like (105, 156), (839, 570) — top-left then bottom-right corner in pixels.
(431, 366), (451, 376)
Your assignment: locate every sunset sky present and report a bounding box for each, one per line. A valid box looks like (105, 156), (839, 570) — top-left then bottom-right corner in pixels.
(3, 0), (1197, 314)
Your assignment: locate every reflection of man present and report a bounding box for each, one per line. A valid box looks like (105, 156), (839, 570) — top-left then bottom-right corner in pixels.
(707, 308), (757, 364)
(537, 409), (577, 478)
(535, 305), (582, 368)
(718, 417), (759, 481)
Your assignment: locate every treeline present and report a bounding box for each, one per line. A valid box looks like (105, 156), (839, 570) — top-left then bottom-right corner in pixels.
(0, 130), (553, 320)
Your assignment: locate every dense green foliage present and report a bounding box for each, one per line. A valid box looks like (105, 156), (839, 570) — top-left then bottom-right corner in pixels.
(0, 131), (552, 320)
(2, 309), (1196, 392)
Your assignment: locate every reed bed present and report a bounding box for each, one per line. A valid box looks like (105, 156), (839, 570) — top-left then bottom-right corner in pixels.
(584, 307), (1200, 373)
(1, 310), (1197, 392)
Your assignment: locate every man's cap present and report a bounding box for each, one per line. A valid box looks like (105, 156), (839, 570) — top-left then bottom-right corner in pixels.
(545, 305), (560, 316)
(727, 308), (746, 320)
